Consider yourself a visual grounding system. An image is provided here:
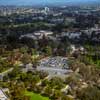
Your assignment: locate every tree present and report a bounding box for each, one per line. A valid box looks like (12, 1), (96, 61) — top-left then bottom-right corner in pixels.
(41, 79), (49, 87)
(8, 66), (20, 79)
(77, 86), (100, 100)
(20, 73), (27, 81)
(52, 90), (62, 99)
(32, 75), (40, 83)
(20, 46), (28, 54)
(43, 86), (52, 97)
(61, 95), (74, 100)
(38, 71), (48, 79)
(21, 53), (32, 64)
(45, 46), (52, 56)
(49, 77), (64, 90)
(23, 96), (30, 100)
(10, 84), (25, 100)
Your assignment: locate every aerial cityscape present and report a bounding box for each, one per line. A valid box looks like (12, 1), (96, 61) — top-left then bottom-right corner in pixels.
(0, 0), (100, 100)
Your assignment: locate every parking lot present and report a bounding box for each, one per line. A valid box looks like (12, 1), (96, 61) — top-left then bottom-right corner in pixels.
(37, 56), (72, 75)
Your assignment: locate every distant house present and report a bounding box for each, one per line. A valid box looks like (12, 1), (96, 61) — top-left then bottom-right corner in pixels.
(61, 32), (82, 39)
(21, 63), (35, 73)
(19, 34), (37, 40)
(70, 45), (85, 54)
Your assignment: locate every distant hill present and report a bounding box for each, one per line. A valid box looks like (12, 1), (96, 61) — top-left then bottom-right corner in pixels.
(0, 0), (100, 6)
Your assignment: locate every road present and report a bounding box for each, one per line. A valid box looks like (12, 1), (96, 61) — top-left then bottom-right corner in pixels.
(0, 68), (13, 80)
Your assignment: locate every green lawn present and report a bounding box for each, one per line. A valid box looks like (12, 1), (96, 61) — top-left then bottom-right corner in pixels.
(25, 91), (50, 100)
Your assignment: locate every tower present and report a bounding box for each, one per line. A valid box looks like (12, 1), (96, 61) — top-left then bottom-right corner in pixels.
(44, 7), (50, 14)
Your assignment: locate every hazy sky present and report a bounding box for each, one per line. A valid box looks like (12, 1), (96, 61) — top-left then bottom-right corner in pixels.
(0, 0), (99, 5)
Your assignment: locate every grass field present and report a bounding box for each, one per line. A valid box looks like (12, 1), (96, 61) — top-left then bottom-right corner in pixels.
(25, 91), (50, 100)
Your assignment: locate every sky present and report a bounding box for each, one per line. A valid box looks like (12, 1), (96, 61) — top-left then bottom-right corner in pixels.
(0, 0), (99, 6)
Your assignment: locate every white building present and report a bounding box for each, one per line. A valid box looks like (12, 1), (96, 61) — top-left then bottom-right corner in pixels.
(34, 30), (53, 38)
(0, 88), (9, 100)
(19, 34), (37, 40)
(70, 45), (85, 54)
(20, 31), (53, 40)
(62, 32), (82, 39)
